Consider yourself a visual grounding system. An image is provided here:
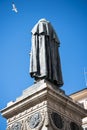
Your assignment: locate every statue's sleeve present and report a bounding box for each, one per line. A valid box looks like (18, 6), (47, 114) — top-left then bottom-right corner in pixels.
(30, 34), (38, 75)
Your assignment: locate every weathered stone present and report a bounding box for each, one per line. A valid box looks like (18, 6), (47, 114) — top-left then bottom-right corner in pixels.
(1, 80), (86, 130)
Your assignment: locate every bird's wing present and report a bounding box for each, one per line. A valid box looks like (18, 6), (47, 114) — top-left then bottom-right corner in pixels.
(15, 8), (18, 13)
(12, 3), (16, 9)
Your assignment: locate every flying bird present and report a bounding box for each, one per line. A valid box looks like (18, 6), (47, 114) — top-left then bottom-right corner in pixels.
(12, 2), (18, 13)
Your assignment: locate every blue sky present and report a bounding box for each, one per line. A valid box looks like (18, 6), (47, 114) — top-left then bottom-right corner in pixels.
(0, 0), (87, 129)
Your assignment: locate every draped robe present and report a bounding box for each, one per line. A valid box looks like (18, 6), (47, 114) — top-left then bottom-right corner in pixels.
(30, 19), (63, 87)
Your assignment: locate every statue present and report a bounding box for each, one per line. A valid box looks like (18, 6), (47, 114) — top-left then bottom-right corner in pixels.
(30, 18), (63, 87)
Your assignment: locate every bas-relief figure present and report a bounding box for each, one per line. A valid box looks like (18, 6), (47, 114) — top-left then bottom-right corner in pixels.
(30, 18), (63, 87)
(11, 122), (21, 130)
(27, 112), (42, 129)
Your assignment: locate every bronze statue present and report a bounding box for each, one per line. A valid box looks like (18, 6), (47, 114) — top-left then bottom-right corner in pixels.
(30, 18), (63, 87)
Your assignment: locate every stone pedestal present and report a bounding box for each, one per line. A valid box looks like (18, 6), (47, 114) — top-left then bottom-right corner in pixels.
(1, 80), (87, 130)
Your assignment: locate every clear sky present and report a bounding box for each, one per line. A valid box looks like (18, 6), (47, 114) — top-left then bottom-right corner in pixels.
(0, 0), (87, 129)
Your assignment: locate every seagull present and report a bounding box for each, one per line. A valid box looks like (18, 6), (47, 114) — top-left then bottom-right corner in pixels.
(12, 2), (18, 13)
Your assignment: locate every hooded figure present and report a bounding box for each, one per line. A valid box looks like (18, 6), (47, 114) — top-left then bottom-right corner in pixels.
(30, 18), (63, 87)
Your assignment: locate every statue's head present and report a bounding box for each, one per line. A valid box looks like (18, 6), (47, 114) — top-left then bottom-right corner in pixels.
(39, 18), (47, 22)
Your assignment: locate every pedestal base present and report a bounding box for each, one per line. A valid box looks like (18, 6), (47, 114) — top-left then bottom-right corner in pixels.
(1, 80), (87, 130)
